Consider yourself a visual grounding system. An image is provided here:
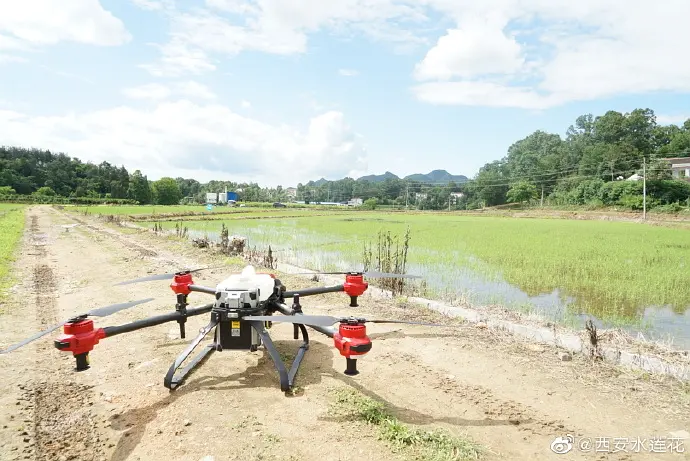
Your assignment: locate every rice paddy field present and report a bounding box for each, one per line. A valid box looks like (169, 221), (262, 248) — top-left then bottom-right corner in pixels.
(71, 204), (690, 348)
(0, 204), (27, 304)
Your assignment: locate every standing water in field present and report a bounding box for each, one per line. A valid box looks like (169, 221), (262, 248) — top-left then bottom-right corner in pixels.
(150, 214), (690, 349)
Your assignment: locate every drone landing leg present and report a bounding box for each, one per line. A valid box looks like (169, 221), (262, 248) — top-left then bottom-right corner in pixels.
(248, 321), (309, 393)
(164, 318), (218, 391)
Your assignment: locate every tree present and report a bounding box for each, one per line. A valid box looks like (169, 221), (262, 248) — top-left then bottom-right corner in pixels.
(33, 186), (56, 196)
(152, 177), (182, 205)
(506, 181), (538, 204)
(361, 198), (378, 210)
(128, 170), (152, 204)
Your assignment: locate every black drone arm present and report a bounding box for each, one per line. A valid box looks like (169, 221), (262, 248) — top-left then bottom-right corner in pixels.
(269, 299), (337, 339)
(187, 285), (217, 296)
(102, 302), (215, 338)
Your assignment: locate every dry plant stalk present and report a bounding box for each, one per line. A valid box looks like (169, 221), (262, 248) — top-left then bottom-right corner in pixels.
(362, 227), (411, 295)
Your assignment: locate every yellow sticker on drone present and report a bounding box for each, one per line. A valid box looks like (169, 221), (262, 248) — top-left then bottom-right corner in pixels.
(231, 321), (240, 329)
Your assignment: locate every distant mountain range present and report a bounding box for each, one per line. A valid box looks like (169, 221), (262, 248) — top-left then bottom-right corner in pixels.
(306, 169), (468, 187)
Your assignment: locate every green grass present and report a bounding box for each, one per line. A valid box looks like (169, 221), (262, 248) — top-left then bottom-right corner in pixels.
(329, 387), (482, 461)
(0, 204), (27, 305)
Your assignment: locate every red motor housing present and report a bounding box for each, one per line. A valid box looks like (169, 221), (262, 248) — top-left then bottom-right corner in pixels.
(54, 319), (105, 371)
(343, 274), (368, 307)
(333, 320), (372, 376)
(170, 271), (194, 295)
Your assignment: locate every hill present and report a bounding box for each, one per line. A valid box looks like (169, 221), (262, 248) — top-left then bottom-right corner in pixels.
(403, 169), (468, 184)
(305, 169), (467, 186)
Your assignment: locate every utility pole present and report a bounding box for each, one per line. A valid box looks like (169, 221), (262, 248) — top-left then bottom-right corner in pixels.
(405, 184), (409, 210)
(540, 185), (544, 207)
(643, 156), (647, 220)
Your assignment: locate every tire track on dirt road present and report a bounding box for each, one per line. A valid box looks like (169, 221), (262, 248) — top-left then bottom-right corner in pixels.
(13, 212), (106, 461)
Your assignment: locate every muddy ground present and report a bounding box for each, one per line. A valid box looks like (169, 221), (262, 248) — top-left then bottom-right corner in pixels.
(0, 206), (688, 461)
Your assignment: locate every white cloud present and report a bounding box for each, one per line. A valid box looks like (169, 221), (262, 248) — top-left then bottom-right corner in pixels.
(175, 81), (217, 99)
(0, 0), (130, 62)
(410, 0), (690, 109)
(241, 100), (251, 109)
(139, 38), (217, 77)
(141, 0), (430, 76)
(122, 83), (172, 100)
(123, 81), (216, 100)
(413, 18), (524, 81)
(130, 0), (173, 11)
(338, 68), (359, 77)
(411, 81), (556, 110)
(0, 101), (367, 187)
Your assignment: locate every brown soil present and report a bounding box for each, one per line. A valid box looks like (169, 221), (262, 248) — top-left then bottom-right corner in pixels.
(0, 206), (688, 461)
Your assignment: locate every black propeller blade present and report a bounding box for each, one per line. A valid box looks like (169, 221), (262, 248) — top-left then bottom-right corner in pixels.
(290, 270), (422, 279)
(242, 315), (447, 328)
(114, 266), (220, 286)
(0, 298), (155, 354)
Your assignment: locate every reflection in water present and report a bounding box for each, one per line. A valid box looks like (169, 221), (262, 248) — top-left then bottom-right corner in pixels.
(182, 224), (690, 349)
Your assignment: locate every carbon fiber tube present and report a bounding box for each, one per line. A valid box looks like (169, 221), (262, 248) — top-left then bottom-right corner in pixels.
(102, 303), (215, 337)
(282, 285), (344, 298)
(189, 285), (217, 295)
(273, 303), (336, 338)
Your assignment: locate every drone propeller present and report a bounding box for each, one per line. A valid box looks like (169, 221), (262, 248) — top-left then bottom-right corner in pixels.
(0, 298), (155, 354)
(242, 314), (446, 328)
(291, 270), (422, 279)
(114, 266), (220, 286)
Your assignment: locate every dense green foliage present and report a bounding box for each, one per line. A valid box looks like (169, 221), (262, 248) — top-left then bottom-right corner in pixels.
(2, 107), (690, 209)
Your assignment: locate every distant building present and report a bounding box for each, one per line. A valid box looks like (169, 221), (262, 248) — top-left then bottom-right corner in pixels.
(415, 193), (427, 201)
(664, 157), (690, 182)
(450, 192), (465, 204)
(286, 187), (297, 199)
(206, 192), (217, 204)
(347, 198), (363, 206)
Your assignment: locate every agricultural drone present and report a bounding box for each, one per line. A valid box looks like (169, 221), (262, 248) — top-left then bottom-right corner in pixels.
(0, 265), (446, 392)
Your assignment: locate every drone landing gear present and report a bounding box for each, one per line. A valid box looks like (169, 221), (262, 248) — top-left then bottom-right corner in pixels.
(164, 318), (218, 390)
(163, 318), (311, 393)
(247, 321), (310, 393)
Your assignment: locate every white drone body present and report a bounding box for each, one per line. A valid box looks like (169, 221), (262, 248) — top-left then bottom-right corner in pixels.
(214, 265), (276, 303)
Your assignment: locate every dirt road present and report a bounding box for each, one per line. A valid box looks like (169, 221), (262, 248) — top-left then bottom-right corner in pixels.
(0, 206), (688, 461)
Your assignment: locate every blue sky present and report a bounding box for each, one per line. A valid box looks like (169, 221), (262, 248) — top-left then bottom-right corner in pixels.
(1, 0), (689, 187)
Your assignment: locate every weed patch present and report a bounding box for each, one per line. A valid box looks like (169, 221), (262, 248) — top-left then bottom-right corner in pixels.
(329, 387), (482, 460)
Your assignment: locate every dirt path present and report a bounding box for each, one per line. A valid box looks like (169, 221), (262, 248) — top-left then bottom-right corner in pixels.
(0, 206), (688, 461)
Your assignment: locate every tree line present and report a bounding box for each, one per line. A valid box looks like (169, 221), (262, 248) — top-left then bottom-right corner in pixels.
(0, 146), (291, 205)
(1, 107), (689, 209)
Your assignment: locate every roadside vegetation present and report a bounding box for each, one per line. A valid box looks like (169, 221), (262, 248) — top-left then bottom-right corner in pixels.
(0, 204), (26, 304)
(329, 386), (482, 461)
